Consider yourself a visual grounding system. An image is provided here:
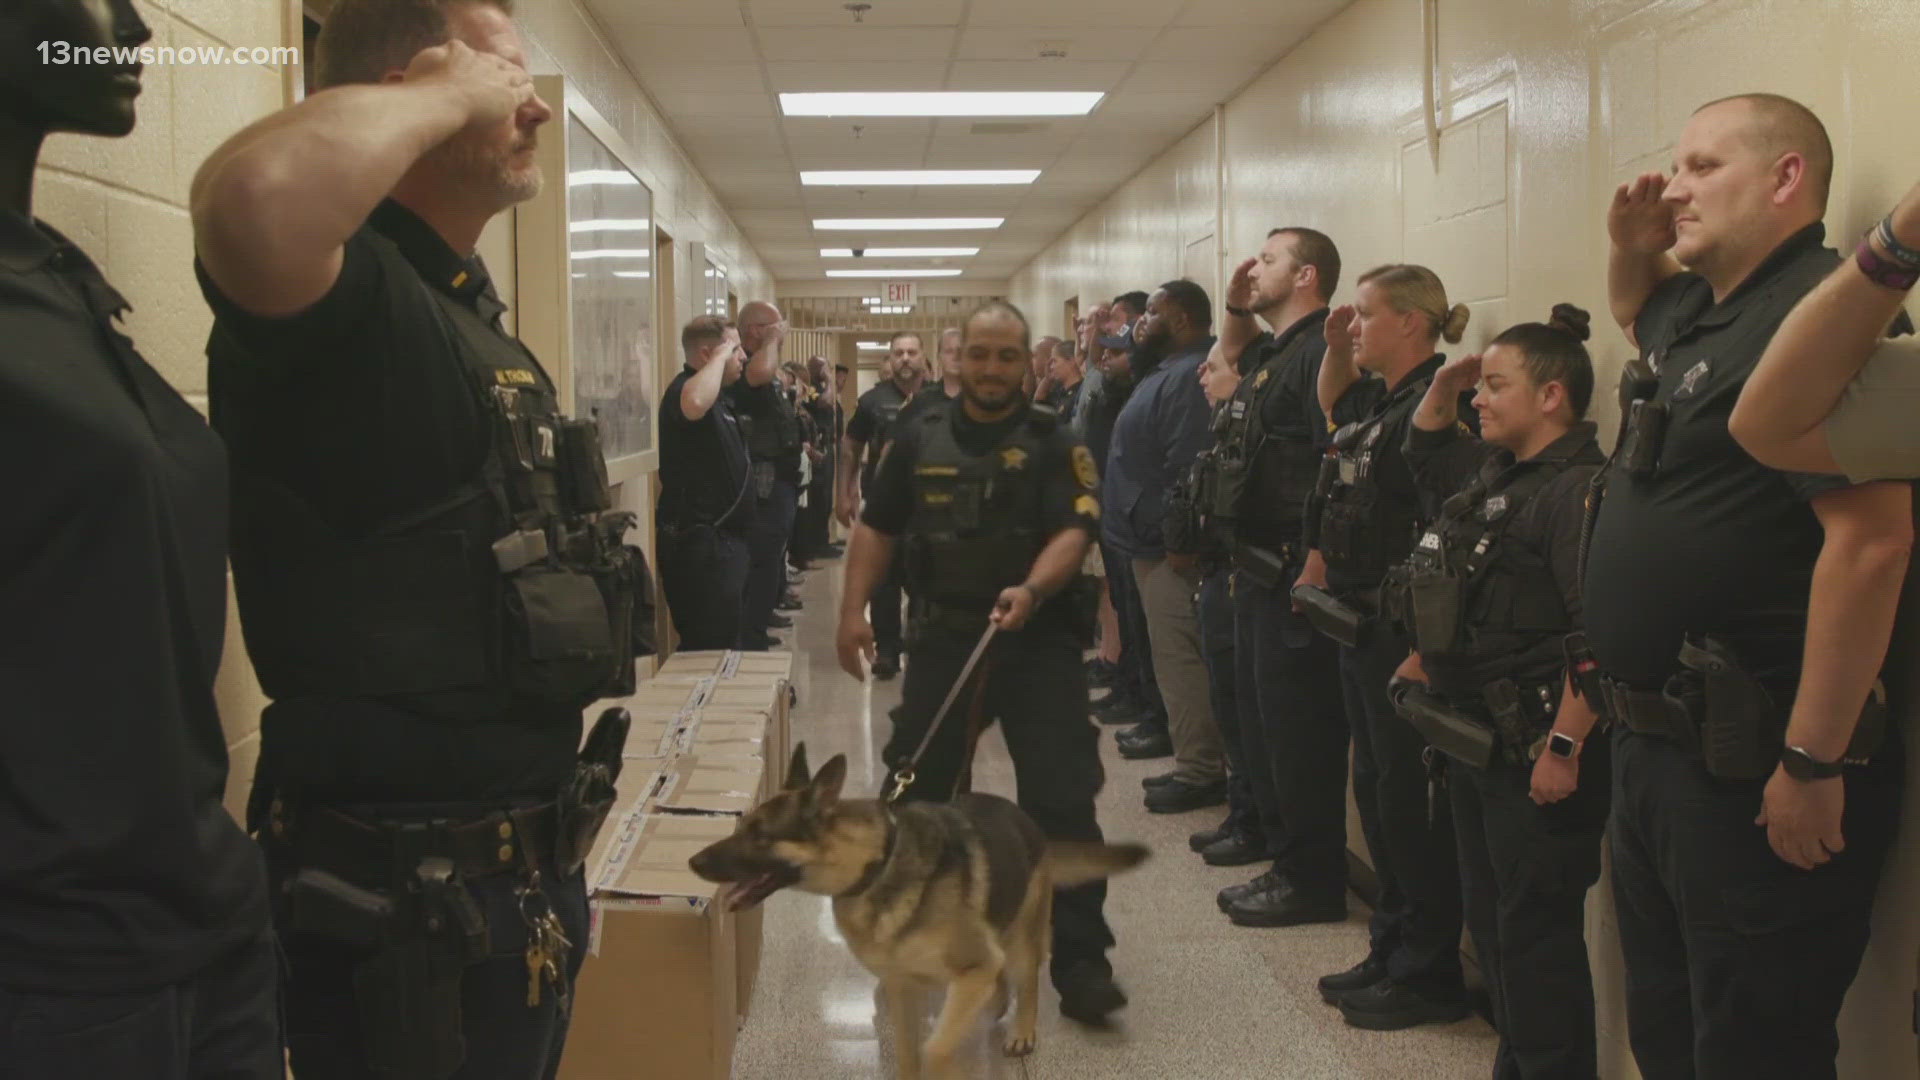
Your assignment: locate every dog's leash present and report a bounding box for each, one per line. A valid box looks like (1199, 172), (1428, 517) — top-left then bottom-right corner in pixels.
(886, 622), (998, 805)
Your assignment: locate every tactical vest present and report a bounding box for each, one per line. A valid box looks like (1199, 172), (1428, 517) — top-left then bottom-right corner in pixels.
(900, 405), (1051, 606)
(228, 262), (648, 712)
(1207, 358), (1323, 546)
(743, 380), (801, 460)
(1316, 379), (1430, 581)
(1385, 456), (1585, 698)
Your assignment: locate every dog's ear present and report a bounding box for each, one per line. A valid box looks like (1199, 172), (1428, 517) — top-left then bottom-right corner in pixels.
(811, 754), (848, 808)
(785, 743), (812, 791)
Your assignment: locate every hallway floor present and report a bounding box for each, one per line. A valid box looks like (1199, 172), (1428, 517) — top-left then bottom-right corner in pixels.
(731, 558), (1497, 1079)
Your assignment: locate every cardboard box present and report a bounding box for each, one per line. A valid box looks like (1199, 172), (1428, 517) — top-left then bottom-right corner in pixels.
(654, 650), (794, 683)
(647, 755), (766, 817)
(562, 814), (747, 1080)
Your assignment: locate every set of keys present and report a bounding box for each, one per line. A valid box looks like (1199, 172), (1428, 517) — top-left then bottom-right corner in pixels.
(517, 874), (572, 1008)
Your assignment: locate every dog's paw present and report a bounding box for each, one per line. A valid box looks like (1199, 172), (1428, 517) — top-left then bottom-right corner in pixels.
(1002, 1031), (1037, 1058)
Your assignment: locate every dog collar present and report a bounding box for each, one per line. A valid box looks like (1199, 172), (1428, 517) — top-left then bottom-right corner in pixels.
(837, 814), (899, 899)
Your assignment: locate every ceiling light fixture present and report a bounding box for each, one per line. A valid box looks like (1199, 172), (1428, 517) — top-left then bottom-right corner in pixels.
(857, 341), (889, 350)
(822, 247), (978, 258)
(815, 218), (1005, 231)
(571, 249), (651, 260)
(780, 92), (1103, 117)
(568, 170), (639, 186)
(826, 268), (965, 278)
(570, 218), (652, 232)
(802, 170), (1039, 186)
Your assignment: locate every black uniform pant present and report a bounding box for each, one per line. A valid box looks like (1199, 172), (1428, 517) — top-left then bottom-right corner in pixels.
(657, 524), (751, 651)
(1236, 576), (1348, 893)
(1196, 568), (1255, 827)
(276, 842), (591, 1080)
(1102, 538), (1166, 725)
(0, 935), (281, 1080)
(1452, 739), (1609, 1080)
(1338, 630), (1463, 992)
(798, 450), (834, 558)
(871, 567), (904, 662)
(743, 476), (800, 647)
(1609, 727), (1901, 1080)
(883, 622), (1115, 983)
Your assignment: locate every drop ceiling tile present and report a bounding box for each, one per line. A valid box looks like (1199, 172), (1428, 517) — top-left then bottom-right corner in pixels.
(670, 116), (785, 140)
(765, 61), (951, 92)
(645, 88), (777, 118)
(1176, 0), (1348, 29)
(585, 0), (746, 27)
(1140, 26), (1300, 64)
(965, 0), (1174, 28)
(630, 61), (764, 92)
(942, 60), (1132, 91)
(748, 0), (966, 26)
(782, 117), (937, 139)
(756, 27), (957, 61)
(955, 28), (1154, 62)
(605, 26), (759, 65)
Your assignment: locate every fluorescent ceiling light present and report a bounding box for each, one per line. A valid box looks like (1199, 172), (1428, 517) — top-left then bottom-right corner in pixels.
(822, 247), (978, 258)
(857, 342), (889, 350)
(869, 305), (913, 314)
(802, 170), (1039, 186)
(571, 218), (651, 232)
(827, 268), (965, 278)
(816, 218), (1004, 231)
(572, 249), (651, 260)
(568, 170), (639, 186)
(613, 271), (651, 279)
(780, 92), (1103, 117)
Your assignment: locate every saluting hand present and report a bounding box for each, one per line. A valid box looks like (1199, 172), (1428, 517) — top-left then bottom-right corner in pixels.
(1432, 352), (1483, 396)
(1756, 767), (1846, 871)
(406, 39), (535, 128)
(1608, 172), (1678, 254)
(1226, 257), (1258, 309)
(837, 613), (875, 681)
(1324, 304), (1359, 354)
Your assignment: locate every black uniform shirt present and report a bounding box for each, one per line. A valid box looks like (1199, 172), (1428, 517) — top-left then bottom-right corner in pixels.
(862, 398), (1100, 541)
(894, 380), (954, 432)
(728, 377), (802, 484)
(847, 378), (914, 488)
(1406, 421), (1604, 629)
(200, 199), (579, 804)
(1232, 308), (1358, 545)
(1323, 355), (1463, 593)
(660, 366), (754, 534)
(1584, 224), (1853, 690)
(3, 214), (267, 993)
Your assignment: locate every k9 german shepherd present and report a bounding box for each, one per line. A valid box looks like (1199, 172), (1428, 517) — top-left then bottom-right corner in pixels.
(688, 743), (1147, 1079)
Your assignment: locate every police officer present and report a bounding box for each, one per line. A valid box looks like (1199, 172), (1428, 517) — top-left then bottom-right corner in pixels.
(1304, 264), (1475, 1030)
(836, 300), (1127, 1024)
(1589, 93), (1907, 1078)
(192, 2), (643, 1075)
(730, 301), (798, 648)
(1387, 307), (1608, 1078)
(1, 3), (278, 1074)
(659, 316), (756, 649)
(1201, 228), (1356, 930)
(895, 326), (963, 429)
(838, 330), (928, 678)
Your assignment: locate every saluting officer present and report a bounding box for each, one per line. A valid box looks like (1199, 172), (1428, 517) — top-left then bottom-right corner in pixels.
(1201, 227), (1355, 929)
(730, 302), (797, 649)
(836, 301), (1128, 1025)
(839, 330), (927, 678)
(1386, 306), (1608, 1078)
(1302, 264), (1476, 1030)
(193, 2), (644, 1076)
(659, 316), (755, 649)
(1589, 93), (1908, 1078)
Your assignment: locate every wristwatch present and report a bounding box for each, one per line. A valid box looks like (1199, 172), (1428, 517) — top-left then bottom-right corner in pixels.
(1546, 731), (1581, 760)
(1225, 303), (1253, 318)
(1781, 745), (1845, 781)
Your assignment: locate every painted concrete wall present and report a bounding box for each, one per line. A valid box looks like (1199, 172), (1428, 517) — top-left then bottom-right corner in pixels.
(1008, 1), (1920, 1076)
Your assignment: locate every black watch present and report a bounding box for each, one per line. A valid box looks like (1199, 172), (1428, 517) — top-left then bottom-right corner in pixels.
(1780, 745), (1845, 781)
(1546, 732), (1580, 760)
(1225, 303), (1252, 318)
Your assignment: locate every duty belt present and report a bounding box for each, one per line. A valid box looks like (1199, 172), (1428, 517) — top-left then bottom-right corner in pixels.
(1597, 675), (1694, 746)
(274, 801), (561, 891)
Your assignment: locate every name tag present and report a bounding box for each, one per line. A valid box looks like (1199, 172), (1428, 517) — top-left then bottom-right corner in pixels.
(1339, 458), (1358, 485)
(494, 368), (538, 387)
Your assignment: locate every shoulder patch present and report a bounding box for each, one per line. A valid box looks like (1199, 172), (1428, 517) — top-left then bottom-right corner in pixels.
(1253, 369), (1270, 389)
(1070, 445), (1099, 489)
(1075, 493), (1101, 520)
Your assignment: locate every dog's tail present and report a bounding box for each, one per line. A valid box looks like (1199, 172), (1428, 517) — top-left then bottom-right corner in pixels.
(1042, 841), (1150, 887)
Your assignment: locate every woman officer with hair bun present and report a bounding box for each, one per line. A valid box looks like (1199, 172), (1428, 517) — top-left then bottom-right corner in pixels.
(1390, 303), (1611, 1078)
(1305, 263), (1478, 1030)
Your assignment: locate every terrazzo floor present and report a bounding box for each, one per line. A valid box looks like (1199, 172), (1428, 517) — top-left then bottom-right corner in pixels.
(730, 556), (1498, 1079)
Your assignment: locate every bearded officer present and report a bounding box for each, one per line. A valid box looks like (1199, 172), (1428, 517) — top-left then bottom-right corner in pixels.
(836, 300), (1127, 1025)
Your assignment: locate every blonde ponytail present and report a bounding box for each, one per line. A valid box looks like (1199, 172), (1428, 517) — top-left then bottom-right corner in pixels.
(1357, 264), (1467, 345)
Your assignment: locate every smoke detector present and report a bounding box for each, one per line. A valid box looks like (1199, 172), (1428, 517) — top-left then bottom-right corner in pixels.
(844, 3), (871, 23)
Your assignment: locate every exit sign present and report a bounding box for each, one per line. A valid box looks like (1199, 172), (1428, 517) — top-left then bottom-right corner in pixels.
(883, 281), (918, 306)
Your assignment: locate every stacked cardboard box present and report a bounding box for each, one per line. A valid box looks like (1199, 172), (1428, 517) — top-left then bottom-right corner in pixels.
(558, 652), (793, 1080)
